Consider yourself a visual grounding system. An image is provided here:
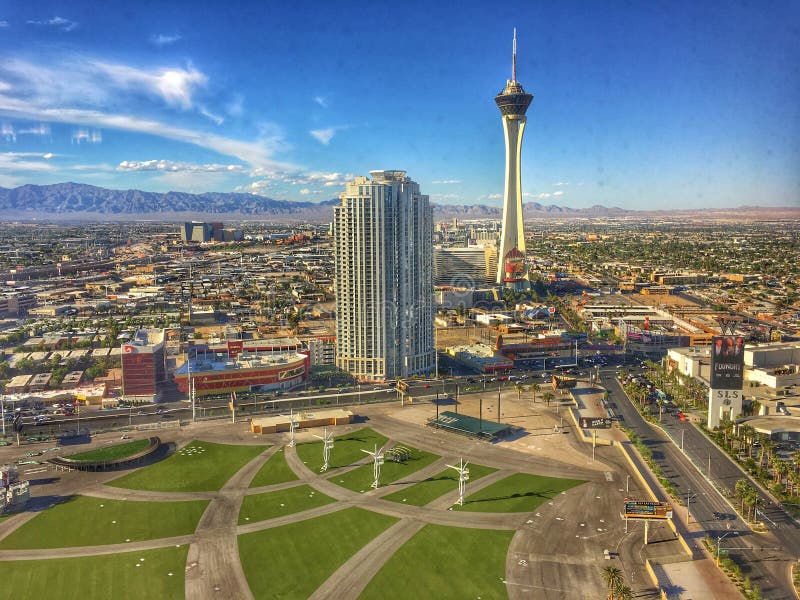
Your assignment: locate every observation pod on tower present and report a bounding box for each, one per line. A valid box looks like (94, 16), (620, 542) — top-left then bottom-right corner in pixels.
(495, 30), (534, 290)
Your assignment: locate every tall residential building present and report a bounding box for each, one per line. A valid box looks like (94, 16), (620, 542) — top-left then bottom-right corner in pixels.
(334, 170), (434, 382)
(433, 245), (497, 288)
(495, 30), (533, 287)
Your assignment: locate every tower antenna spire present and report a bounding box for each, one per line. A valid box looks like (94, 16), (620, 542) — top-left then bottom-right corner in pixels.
(512, 28), (517, 81)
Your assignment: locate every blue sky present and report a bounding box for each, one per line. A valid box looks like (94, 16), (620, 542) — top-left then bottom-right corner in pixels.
(0, 0), (798, 209)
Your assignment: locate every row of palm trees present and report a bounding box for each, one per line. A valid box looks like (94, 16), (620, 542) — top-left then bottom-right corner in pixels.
(514, 381), (556, 406)
(718, 419), (800, 499)
(600, 566), (633, 600)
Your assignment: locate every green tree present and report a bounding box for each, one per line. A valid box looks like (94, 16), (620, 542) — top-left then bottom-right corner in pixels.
(600, 566), (624, 600)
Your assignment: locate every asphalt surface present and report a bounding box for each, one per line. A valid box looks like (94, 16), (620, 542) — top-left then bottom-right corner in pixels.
(601, 367), (798, 599)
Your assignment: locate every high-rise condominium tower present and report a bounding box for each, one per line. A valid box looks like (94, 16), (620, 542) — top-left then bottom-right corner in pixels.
(334, 170), (434, 382)
(495, 30), (533, 287)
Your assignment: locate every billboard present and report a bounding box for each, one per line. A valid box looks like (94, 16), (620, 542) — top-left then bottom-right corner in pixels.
(711, 335), (745, 390)
(580, 417), (612, 429)
(624, 501), (672, 520)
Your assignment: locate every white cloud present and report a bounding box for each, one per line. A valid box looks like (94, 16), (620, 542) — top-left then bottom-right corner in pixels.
(27, 16), (77, 32)
(18, 122), (51, 136)
(485, 193), (503, 200)
(150, 33), (181, 47)
(553, 190), (564, 197)
(239, 170), (354, 195)
(118, 159), (245, 173)
(198, 105), (224, 125)
(432, 179), (461, 185)
(0, 21), (9, 28)
(42, 152), (54, 159)
(0, 152), (56, 172)
(71, 128), (102, 144)
(1, 121), (15, 142)
(553, 181), (568, 186)
(226, 95), (244, 117)
(314, 96), (328, 108)
(310, 128), (337, 145)
(299, 188), (311, 195)
(90, 61), (207, 110)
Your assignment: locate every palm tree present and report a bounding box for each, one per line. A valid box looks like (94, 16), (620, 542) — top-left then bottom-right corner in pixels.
(543, 391), (555, 407)
(600, 566), (623, 600)
(614, 582), (634, 600)
(531, 382), (541, 404)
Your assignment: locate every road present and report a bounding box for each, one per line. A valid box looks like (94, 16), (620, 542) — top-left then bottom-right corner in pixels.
(601, 367), (798, 599)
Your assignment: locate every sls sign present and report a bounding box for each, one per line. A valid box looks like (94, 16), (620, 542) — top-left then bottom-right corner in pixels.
(708, 335), (745, 429)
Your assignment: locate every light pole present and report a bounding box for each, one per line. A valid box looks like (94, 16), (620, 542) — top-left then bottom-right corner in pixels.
(1, 395), (5, 437)
(716, 529), (735, 566)
(626, 474), (630, 493)
(446, 458), (470, 506)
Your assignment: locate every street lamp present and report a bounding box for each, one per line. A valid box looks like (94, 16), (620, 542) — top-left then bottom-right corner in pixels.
(716, 528), (736, 566)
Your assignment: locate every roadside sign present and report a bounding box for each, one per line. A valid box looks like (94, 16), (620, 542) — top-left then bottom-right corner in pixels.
(548, 306), (556, 316)
(624, 501), (672, 520)
(580, 417), (612, 429)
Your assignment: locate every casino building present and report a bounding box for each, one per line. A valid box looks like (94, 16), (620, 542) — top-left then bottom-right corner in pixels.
(121, 329), (168, 403)
(173, 339), (309, 396)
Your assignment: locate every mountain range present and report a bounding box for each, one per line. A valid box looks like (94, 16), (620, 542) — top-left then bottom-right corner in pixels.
(0, 183), (795, 222)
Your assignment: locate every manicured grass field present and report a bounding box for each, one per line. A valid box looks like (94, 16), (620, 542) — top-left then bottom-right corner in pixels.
(65, 439), (150, 462)
(455, 472), (585, 513)
(248, 448), (298, 487)
(0, 545), (188, 600)
(360, 524), (513, 600)
(238, 507), (397, 599)
(0, 495), (208, 549)
(328, 444), (440, 492)
(109, 440), (267, 492)
(295, 428), (388, 472)
(381, 463), (497, 506)
(238, 485), (335, 524)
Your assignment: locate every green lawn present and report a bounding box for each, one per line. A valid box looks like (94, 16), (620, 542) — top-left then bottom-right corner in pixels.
(328, 444), (440, 492)
(455, 472), (585, 513)
(361, 524), (513, 600)
(381, 463), (497, 506)
(0, 545), (188, 600)
(238, 507), (397, 599)
(248, 448), (298, 487)
(238, 485), (336, 524)
(0, 495), (208, 549)
(294, 427), (388, 472)
(65, 439), (150, 462)
(109, 440), (267, 492)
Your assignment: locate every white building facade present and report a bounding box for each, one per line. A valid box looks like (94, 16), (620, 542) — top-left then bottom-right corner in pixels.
(334, 170), (434, 382)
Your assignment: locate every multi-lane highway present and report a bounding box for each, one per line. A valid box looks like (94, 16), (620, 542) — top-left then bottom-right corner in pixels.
(601, 367), (799, 599)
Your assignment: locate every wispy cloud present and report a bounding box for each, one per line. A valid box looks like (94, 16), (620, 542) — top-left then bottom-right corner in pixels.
(90, 61), (207, 110)
(310, 127), (340, 145)
(118, 159), (245, 173)
(432, 179), (461, 185)
(0, 55), (291, 169)
(18, 122), (51, 136)
(42, 152), (54, 159)
(0, 152), (56, 172)
(553, 181), (569, 186)
(299, 188), (312, 195)
(1, 121), (15, 142)
(150, 33), (181, 47)
(0, 21), (9, 28)
(71, 128), (102, 144)
(27, 16), (77, 32)
(313, 96), (328, 108)
(553, 190), (564, 196)
(485, 193), (503, 200)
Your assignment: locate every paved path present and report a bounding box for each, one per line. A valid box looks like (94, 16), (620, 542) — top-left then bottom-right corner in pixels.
(0, 403), (738, 599)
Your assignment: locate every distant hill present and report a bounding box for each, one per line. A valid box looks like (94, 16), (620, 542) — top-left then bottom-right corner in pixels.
(0, 183), (795, 222)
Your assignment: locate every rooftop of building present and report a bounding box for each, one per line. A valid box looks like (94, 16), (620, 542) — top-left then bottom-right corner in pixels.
(175, 350), (306, 375)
